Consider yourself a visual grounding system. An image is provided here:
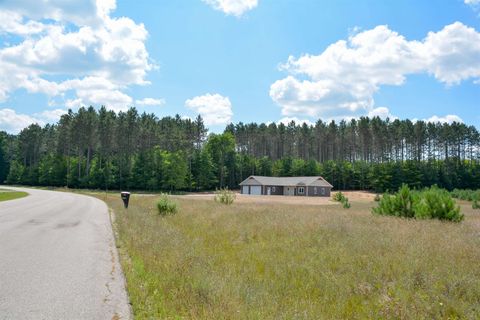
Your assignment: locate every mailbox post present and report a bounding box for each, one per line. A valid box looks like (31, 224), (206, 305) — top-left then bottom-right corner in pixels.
(121, 191), (131, 208)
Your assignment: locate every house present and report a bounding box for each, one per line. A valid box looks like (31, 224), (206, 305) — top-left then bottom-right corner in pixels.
(239, 176), (333, 197)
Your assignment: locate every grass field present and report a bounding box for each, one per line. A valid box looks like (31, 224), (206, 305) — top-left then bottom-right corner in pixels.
(101, 193), (480, 319)
(0, 189), (28, 202)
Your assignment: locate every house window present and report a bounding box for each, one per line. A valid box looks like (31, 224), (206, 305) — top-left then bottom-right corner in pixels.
(272, 186), (276, 192)
(314, 187), (318, 194)
(298, 187), (305, 194)
(320, 188), (325, 195)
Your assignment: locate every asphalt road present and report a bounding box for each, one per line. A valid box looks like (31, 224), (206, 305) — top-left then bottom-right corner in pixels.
(0, 187), (131, 320)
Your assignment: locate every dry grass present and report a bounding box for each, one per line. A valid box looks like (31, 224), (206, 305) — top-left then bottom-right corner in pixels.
(100, 193), (480, 319)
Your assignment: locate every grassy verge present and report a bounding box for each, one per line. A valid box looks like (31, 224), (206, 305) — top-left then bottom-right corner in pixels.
(99, 194), (480, 319)
(0, 189), (28, 202)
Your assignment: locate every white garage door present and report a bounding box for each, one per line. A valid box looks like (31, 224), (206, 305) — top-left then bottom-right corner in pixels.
(250, 186), (262, 195)
(242, 186), (249, 194)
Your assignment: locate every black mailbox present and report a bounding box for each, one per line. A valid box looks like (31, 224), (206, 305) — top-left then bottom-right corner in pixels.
(121, 191), (131, 208)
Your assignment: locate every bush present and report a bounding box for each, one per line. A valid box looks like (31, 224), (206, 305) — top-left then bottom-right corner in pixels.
(473, 200), (480, 210)
(332, 191), (350, 209)
(332, 192), (346, 202)
(373, 185), (463, 222)
(214, 188), (236, 205)
(372, 184), (416, 218)
(374, 194), (381, 202)
(157, 194), (177, 216)
(451, 189), (480, 202)
(413, 187), (463, 222)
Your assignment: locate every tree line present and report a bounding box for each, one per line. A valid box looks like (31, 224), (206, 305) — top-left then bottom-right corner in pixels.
(1, 106), (479, 192)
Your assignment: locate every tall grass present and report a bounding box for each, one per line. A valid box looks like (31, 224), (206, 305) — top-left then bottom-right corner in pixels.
(156, 193), (177, 216)
(102, 194), (480, 319)
(214, 188), (236, 205)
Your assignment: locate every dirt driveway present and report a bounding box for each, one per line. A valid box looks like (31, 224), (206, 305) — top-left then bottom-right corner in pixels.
(180, 190), (376, 205)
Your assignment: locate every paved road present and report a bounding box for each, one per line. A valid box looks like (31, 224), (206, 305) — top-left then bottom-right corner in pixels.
(0, 187), (131, 320)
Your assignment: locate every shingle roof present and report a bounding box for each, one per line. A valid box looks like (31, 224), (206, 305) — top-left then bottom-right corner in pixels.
(239, 176), (333, 188)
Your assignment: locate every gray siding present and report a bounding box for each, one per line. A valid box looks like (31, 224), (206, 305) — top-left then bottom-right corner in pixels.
(263, 185), (283, 195)
(307, 186), (331, 197)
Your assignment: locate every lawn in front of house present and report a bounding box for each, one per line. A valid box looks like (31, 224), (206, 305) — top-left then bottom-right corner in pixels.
(101, 193), (480, 319)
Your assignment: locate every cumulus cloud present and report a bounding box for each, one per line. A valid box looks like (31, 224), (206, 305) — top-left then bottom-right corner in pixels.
(135, 98), (165, 106)
(0, 107), (70, 133)
(185, 93), (233, 126)
(368, 107), (397, 120)
(465, 0), (480, 6)
(203, 0), (258, 17)
(34, 108), (67, 122)
(0, 0), (152, 111)
(425, 114), (463, 124)
(0, 108), (42, 133)
(270, 22), (480, 121)
(277, 117), (314, 126)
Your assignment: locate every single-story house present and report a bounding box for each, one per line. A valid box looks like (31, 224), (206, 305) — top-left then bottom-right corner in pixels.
(239, 176), (333, 197)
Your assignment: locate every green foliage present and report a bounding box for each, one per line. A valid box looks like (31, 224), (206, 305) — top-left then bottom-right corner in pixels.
(0, 134), (8, 183)
(332, 191), (350, 209)
(472, 200), (480, 210)
(0, 190), (28, 202)
(5, 161), (25, 184)
(332, 191), (346, 202)
(373, 185), (463, 222)
(4, 106), (480, 193)
(156, 194), (177, 216)
(413, 187), (463, 222)
(451, 188), (480, 201)
(214, 188), (236, 205)
(374, 194), (381, 202)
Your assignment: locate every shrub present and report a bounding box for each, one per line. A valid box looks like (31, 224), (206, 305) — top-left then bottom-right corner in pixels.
(451, 189), (480, 202)
(332, 192), (346, 202)
(374, 194), (381, 202)
(413, 187), (463, 222)
(214, 188), (236, 205)
(157, 194), (177, 216)
(373, 185), (463, 222)
(473, 200), (480, 210)
(332, 191), (350, 209)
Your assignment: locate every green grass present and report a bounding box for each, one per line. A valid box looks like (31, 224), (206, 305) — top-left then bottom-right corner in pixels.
(0, 189), (28, 202)
(100, 194), (480, 319)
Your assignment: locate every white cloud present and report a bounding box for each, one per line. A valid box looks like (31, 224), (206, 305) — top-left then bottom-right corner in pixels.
(203, 0), (258, 17)
(368, 107), (397, 120)
(277, 117), (314, 126)
(465, 0), (480, 6)
(270, 22), (480, 121)
(135, 98), (165, 106)
(0, 108), (42, 133)
(0, 0), (153, 112)
(0, 107), (71, 133)
(34, 108), (67, 122)
(425, 114), (463, 124)
(185, 93), (233, 126)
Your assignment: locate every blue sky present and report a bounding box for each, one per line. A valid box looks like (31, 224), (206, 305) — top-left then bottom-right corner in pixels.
(0, 0), (479, 133)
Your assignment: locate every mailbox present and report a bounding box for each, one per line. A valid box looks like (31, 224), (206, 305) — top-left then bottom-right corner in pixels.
(121, 191), (131, 208)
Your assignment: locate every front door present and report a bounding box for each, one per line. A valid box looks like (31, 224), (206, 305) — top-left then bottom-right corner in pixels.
(267, 187), (271, 195)
(285, 187), (294, 196)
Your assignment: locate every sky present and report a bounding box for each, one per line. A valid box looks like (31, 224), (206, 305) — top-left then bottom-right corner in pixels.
(0, 0), (479, 133)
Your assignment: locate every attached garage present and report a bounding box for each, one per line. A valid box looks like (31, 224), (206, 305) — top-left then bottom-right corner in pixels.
(250, 186), (262, 195)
